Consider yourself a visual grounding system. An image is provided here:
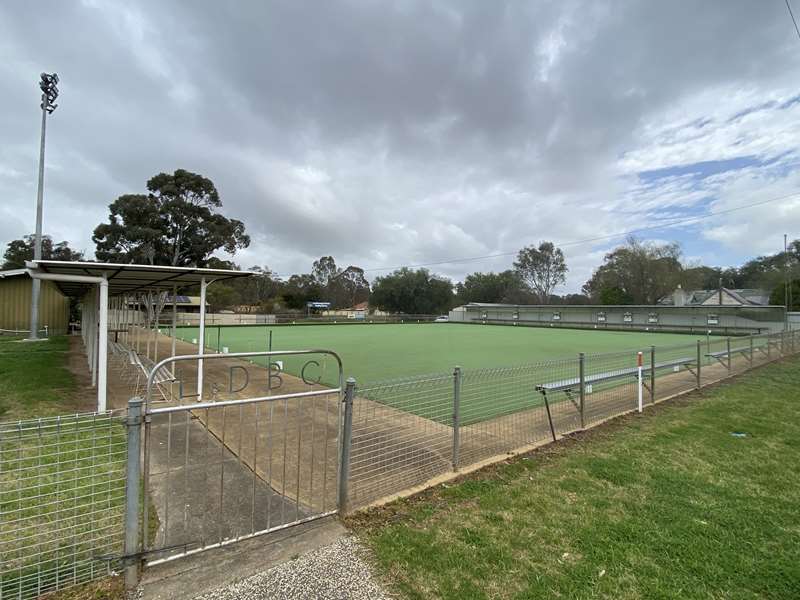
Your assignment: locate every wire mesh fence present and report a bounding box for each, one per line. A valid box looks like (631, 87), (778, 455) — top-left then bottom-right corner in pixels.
(346, 329), (800, 509)
(349, 373), (454, 507)
(142, 391), (341, 566)
(2, 329), (799, 594)
(0, 412), (127, 599)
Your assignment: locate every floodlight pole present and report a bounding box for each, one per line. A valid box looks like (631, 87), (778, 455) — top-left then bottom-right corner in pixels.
(28, 73), (59, 341)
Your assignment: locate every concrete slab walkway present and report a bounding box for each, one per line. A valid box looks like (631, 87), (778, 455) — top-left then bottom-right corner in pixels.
(140, 517), (349, 600)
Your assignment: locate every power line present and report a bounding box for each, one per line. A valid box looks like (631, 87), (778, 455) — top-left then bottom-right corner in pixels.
(360, 191), (800, 273)
(786, 0), (800, 40)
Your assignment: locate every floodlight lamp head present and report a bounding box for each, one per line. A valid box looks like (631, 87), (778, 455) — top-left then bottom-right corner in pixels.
(38, 72), (60, 113)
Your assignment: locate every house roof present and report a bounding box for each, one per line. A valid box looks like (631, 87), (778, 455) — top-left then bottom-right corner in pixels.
(660, 287), (771, 306)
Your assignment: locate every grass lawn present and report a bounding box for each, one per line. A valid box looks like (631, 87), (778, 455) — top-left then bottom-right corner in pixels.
(174, 323), (698, 385)
(0, 336), (80, 419)
(0, 335), (127, 599)
(352, 357), (800, 599)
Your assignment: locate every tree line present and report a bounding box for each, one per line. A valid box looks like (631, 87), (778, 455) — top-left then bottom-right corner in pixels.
(3, 169), (799, 313)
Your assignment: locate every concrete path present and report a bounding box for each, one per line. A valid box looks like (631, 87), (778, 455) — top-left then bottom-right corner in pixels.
(139, 517), (351, 600)
(145, 413), (304, 563)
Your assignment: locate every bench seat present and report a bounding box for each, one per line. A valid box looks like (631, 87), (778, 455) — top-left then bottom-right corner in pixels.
(536, 357), (694, 393)
(705, 347), (751, 359)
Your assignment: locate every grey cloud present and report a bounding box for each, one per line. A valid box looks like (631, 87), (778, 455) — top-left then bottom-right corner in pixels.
(1, 0), (799, 292)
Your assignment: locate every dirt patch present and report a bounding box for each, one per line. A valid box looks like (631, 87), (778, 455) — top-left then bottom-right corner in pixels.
(41, 575), (123, 600)
(64, 336), (98, 413)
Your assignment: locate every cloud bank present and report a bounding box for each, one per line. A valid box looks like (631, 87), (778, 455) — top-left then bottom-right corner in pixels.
(2, 0), (799, 292)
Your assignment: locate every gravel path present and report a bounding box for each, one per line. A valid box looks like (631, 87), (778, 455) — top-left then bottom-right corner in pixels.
(193, 535), (393, 600)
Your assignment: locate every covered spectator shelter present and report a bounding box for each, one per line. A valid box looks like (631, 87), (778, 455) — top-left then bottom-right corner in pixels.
(25, 260), (253, 412)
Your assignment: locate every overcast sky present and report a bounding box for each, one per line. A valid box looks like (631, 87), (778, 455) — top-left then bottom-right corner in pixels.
(2, 0), (800, 293)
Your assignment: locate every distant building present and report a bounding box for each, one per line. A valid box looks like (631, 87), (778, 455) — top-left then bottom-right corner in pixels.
(323, 301), (388, 319)
(660, 285), (770, 307)
(449, 301), (785, 334)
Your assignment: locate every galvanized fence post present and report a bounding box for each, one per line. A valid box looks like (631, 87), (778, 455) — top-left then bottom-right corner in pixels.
(578, 353), (586, 429)
(338, 378), (355, 514)
(452, 366), (462, 471)
(726, 337), (732, 372)
(124, 397), (144, 591)
(696, 340), (702, 389)
(650, 345), (656, 404)
(749, 334), (754, 367)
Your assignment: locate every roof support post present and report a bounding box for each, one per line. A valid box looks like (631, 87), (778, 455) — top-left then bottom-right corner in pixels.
(98, 276), (109, 412)
(136, 298), (141, 354)
(153, 290), (159, 364)
(145, 295), (151, 362)
(171, 285), (177, 377)
(198, 277), (207, 402)
(81, 291), (88, 350)
(122, 295), (128, 345)
(26, 268), (110, 410)
(90, 290), (97, 386)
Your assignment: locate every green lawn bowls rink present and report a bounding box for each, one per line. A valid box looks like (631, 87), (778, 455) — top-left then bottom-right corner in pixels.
(173, 323), (704, 421)
(163, 323), (798, 511)
(174, 322), (695, 384)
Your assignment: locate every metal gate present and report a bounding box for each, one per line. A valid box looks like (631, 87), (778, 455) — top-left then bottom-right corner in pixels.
(137, 350), (347, 567)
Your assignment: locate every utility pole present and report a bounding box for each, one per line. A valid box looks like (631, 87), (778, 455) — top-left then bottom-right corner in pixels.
(786, 234), (794, 311)
(786, 234), (794, 329)
(27, 73), (59, 341)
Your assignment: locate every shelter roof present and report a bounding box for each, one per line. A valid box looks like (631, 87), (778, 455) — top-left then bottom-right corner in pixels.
(27, 260), (252, 296)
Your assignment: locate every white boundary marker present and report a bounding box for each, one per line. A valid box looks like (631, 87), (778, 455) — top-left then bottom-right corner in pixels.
(637, 351), (643, 413)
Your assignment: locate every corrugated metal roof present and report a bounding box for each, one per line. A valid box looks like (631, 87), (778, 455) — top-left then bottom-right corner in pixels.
(27, 260), (253, 296)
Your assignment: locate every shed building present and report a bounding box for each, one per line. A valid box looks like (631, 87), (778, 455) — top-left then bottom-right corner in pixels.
(449, 302), (786, 335)
(0, 269), (70, 335)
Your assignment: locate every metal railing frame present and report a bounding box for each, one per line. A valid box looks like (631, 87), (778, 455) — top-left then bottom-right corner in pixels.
(122, 349), (344, 590)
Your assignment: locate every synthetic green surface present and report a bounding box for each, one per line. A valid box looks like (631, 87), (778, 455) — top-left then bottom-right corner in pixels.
(173, 323), (699, 385)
